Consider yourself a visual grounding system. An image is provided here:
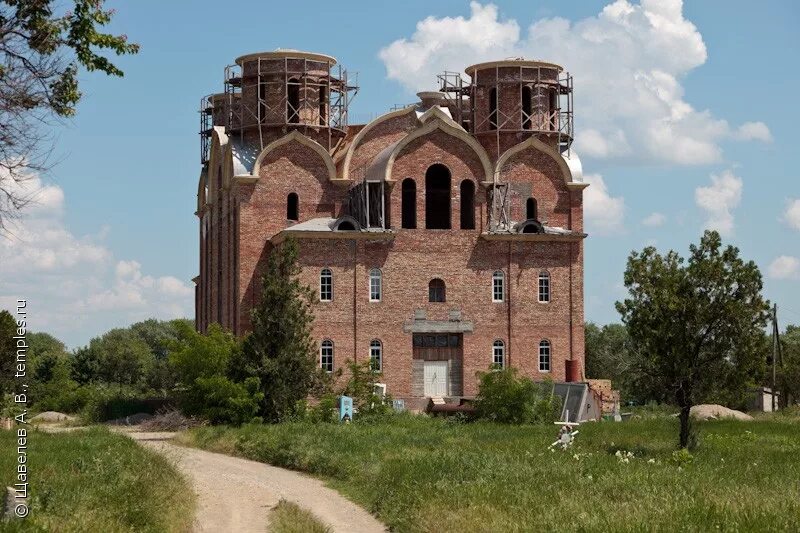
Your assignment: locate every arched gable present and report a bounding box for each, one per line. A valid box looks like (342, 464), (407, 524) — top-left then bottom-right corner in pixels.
(385, 115), (493, 183)
(495, 137), (585, 188)
(341, 105), (418, 181)
(252, 130), (337, 181)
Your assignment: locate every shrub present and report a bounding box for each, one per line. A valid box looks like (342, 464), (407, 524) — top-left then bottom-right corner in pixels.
(340, 360), (392, 419)
(474, 367), (560, 424)
(79, 385), (168, 423)
(179, 375), (263, 425)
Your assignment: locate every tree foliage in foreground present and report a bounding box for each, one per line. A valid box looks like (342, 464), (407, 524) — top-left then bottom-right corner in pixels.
(0, 0), (139, 227)
(616, 231), (770, 447)
(233, 238), (325, 422)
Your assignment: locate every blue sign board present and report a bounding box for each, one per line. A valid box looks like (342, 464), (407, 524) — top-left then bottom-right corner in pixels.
(339, 396), (353, 423)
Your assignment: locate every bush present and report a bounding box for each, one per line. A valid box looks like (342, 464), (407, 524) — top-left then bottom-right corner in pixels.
(340, 360), (393, 419)
(79, 385), (169, 423)
(474, 367), (560, 424)
(179, 376), (263, 425)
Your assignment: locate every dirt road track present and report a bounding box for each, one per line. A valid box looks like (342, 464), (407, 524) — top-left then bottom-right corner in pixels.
(130, 432), (386, 533)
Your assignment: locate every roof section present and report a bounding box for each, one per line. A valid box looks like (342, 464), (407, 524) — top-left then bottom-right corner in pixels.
(235, 49), (337, 66)
(465, 58), (563, 76)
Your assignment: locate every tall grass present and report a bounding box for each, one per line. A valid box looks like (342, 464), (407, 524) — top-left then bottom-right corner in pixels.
(269, 500), (331, 533)
(0, 427), (193, 532)
(180, 414), (800, 532)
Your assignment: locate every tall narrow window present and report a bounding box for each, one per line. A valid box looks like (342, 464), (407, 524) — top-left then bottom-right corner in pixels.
(539, 340), (551, 372)
(460, 180), (475, 230)
(492, 271), (505, 302)
(425, 164), (451, 229)
(370, 339), (382, 371)
(287, 78), (300, 124)
(287, 193), (299, 221)
(493, 340), (505, 369)
(401, 178), (416, 229)
(526, 198), (538, 220)
(428, 278), (446, 303)
(320, 340), (334, 372)
(318, 86), (327, 126)
(489, 87), (498, 130)
(369, 268), (382, 302)
(538, 271), (550, 303)
(522, 86), (532, 130)
(320, 268), (332, 302)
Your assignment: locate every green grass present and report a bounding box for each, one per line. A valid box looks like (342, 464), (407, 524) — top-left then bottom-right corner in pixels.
(179, 414), (800, 532)
(269, 499), (331, 533)
(0, 427), (194, 532)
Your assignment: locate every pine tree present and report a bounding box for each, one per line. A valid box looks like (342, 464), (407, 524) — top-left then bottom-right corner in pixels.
(234, 238), (322, 422)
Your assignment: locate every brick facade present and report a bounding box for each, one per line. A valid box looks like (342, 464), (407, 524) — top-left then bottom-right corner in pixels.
(196, 51), (588, 402)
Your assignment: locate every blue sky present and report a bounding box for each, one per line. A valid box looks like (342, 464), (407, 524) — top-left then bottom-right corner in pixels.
(1, 0), (799, 347)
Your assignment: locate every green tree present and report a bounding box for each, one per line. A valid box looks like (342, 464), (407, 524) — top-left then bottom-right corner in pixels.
(0, 1), (139, 226)
(616, 231), (770, 448)
(234, 238), (323, 422)
(169, 322), (238, 386)
(131, 318), (192, 392)
(584, 322), (640, 400)
(86, 328), (154, 387)
(0, 310), (17, 396)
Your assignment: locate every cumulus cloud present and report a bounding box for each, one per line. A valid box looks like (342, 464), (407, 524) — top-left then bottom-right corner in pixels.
(0, 173), (193, 347)
(768, 256), (800, 280)
(583, 174), (625, 234)
(694, 170), (742, 236)
(642, 212), (666, 227)
(379, 1), (771, 165)
(784, 198), (800, 232)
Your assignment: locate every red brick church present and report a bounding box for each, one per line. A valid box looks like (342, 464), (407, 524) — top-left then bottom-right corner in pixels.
(195, 49), (587, 403)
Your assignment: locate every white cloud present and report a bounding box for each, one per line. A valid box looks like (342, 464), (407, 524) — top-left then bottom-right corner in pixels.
(379, 1), (771, 165)
(768, 256), (800, 280)
(642, 212), (666, 227)
(694, 170), (742, 236)
(734, 122), (772, 142)
(583, 174), (625, 234)
(0, 173), (193, 346)
(784, 199), (800, 232)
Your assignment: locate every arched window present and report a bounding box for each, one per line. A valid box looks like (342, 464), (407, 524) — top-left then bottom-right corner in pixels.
(539, 340), (551, 372)
(425, 164), (451, 229)
(321, 340), (334, 372)
(538, 271), (551, 303)
(287, 78), (300, 124)
(493, 340), (505, 369)
(526, 198), (538, 220)
(401, 178), (417, 229)
(287, 193), (299, 221)
(428, 278), (446, 302)
(370, 339), (382, 371)
(492, 270), (505, 303)
(318, 86), (327, 126)
(460, 180), (475, 230)
(369, 268), (382, 302)
(320, 268), (332, 302)
(489, 87), (498, 130)
(522, 86), (532, 130)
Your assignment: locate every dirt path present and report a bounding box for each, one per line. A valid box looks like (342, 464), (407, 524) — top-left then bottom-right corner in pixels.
(130, 432), (385, 533)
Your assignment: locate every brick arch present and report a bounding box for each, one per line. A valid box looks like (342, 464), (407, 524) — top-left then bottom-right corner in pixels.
(385, 116), (493, 184)
(494, 136), (577, 185)
(252, 130), (337, 181)
(341, 105), (418, 181)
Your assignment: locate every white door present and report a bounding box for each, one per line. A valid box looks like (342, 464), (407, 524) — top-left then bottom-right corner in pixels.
(424, 361), (448, 397)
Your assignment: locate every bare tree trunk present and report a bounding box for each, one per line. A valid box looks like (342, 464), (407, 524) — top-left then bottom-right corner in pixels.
(678, 404), (692, 448)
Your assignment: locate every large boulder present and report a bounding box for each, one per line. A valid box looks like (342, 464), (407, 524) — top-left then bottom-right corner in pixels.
(690, 404), (753, 421)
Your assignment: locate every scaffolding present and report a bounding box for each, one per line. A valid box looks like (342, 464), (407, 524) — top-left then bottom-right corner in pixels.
(438, 64), (574, 231)
(223, 55), (357, 153)
(199, 95), (214, 164)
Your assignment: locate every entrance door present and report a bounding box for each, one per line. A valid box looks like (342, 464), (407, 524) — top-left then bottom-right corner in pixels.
(424, 361), (448, 397)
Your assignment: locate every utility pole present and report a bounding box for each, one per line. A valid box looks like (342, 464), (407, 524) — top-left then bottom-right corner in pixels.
(771, 304), (780, 412)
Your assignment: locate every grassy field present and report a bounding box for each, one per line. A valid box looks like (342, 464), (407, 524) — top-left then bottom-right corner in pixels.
(0, 427), (193, 533)
(180, 412), (800, 533)
(269, 500), (331, 533)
